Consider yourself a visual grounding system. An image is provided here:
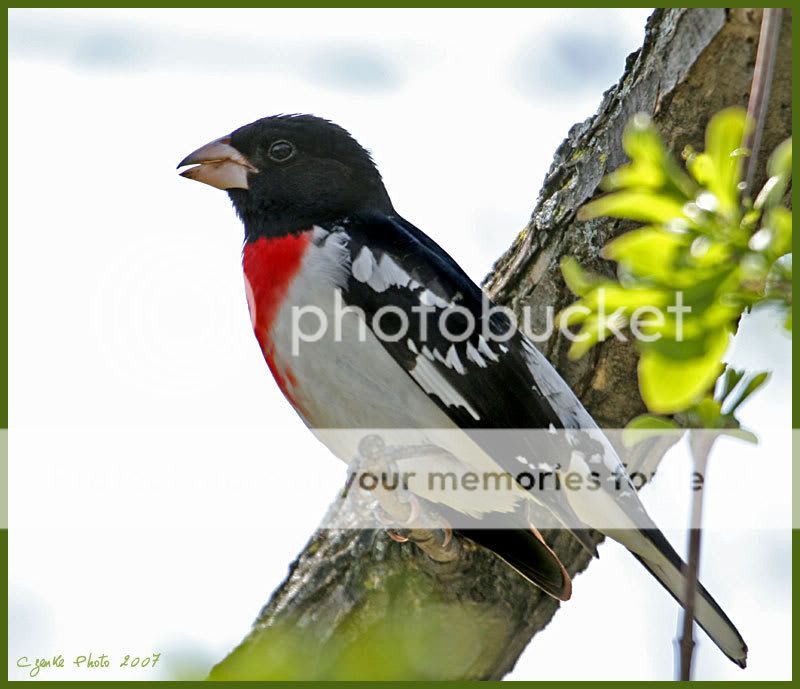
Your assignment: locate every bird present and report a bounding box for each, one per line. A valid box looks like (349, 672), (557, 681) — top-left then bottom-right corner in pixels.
(178, 114), (747, 668)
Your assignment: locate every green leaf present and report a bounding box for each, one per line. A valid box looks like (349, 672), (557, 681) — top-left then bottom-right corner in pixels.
(767, 136), (792, 180)
(578, 191), (687, 224)
(602, 161), (664, 191)
(622, 414), (681, 447)
(638, 327), (731, 414)
(723, 371), (770, 413)
(761, 206), (792, 257)
(741, 207), (762, 231)
(754, 139), (792, 210)
(693, 397), (724, 428)
(716, 367), (745, 401)
(754, 176), (783, 210)
(626, 414), (680, 430)
(720, 427), (759, 444)
(558, 301), (592, 328)
(603, 227), (688, 279)
(689, 237), (732, 267)
(566, 315), (614, 360)
(686, 151), (715, 187)
(704, 108), (748, 214)
(581, 284), (670, 311)
(623, 113), (665, 166)
(602, 116), (667, 191)
(560, 256), (600, 296)
(605, 114), (695, 198)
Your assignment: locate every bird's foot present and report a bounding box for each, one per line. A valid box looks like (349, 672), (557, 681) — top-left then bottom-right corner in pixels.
(376, 491), (421, 531)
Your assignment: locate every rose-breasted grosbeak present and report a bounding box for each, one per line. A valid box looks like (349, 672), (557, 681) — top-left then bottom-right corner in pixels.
(178, 114), (746, 667)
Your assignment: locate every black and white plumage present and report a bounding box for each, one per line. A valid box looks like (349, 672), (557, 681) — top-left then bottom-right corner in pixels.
(178, 114), (747, 668)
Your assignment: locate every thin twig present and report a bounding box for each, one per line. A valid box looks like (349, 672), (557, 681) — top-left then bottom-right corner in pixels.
(742, 8), (784, 198)
(677, 432), (715, 681)
(678, 10), (783, 679)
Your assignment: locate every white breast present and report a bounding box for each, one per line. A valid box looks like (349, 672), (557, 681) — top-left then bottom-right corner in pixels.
(267, 227), (456, 431)
(261, 227), (524, 516)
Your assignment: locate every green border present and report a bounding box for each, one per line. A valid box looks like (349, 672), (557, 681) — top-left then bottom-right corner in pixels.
(792, 1), (798, 683)
(2, 2), (786, 10)
(4, 3), (795, 686)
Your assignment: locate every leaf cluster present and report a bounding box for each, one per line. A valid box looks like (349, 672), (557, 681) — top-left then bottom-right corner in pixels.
(560, 109), (790, 420)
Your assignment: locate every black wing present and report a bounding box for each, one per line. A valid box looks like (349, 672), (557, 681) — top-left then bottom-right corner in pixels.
(325, 211), (638, 551)
(331, 210), (584, 430)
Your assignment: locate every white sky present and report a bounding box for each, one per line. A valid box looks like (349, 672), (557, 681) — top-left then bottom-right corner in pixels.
(8, 8), (791, 681)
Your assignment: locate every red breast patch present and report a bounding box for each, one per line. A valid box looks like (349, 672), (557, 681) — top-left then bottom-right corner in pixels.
(243, 232), (312, 413)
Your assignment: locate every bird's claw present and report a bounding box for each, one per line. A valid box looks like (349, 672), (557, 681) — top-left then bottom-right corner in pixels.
(440, 523), (453, 548)
(377, 491), (421, 530)
(386, 528), (410, 543)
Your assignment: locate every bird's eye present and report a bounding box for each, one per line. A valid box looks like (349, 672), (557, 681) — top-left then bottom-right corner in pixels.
(267, 140), (295, 163)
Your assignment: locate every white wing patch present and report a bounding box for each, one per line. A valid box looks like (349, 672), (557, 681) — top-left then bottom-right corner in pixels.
(445, 344), (466, 374)
(465, 341), (487, 368)
(418, 288), (450, 309)
(409, 355), (480, 420)
(478, 336), (500, 362)
(350, 242), (454, 315)
(351, 246), (414, 293)
(351, 245), (374, 283)
(369, 254), (411, 292)
(310, 226), (351, 288)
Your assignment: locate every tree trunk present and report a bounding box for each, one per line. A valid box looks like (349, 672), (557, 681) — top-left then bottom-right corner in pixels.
(209, 8), (792, 681)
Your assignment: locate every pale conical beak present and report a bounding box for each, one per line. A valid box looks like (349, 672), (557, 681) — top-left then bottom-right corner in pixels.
(177, 136), (258, 190)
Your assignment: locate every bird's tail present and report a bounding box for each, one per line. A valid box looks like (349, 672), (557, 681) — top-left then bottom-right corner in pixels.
(609, 528), (748, 668)
(465, 527), (573, 601)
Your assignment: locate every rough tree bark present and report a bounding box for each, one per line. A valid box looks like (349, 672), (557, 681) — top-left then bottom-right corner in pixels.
(210, 8), (792, 681)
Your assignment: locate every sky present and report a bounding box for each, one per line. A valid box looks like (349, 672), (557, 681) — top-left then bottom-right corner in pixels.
(7, 8), (791, 681)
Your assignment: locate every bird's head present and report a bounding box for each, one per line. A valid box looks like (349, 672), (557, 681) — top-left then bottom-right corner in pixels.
(178, 114), (393, 238)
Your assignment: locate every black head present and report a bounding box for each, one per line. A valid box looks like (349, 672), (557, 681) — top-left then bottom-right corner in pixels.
(178, 114), (393, 240)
